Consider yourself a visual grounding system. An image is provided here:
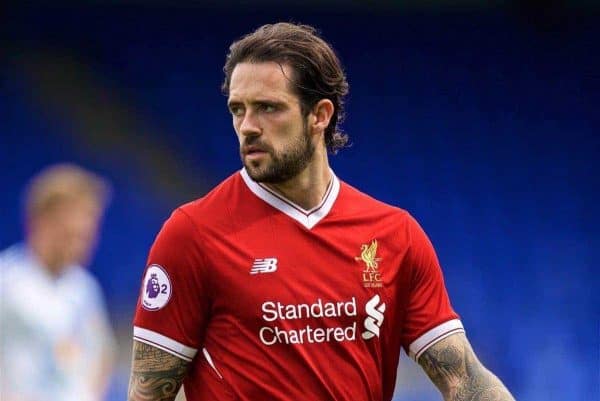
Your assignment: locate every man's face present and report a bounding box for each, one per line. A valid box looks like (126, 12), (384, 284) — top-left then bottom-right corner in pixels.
(36, 197), (102, 269)
(227, 62), (315, 183)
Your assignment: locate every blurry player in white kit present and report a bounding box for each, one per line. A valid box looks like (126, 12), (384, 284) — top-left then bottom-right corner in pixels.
(0, 164), (115, 401)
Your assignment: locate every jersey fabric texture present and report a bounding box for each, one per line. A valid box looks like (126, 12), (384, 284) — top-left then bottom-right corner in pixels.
(133, 169), (464, 401)
(0, 244), (115, 401)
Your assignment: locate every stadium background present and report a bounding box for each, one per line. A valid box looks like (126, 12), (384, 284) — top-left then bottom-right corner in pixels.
(2, 1), (597, 400)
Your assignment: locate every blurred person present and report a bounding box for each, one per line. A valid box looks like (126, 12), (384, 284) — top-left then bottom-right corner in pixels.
(128, 23), (515, 401)
(0, 163), (116, 401)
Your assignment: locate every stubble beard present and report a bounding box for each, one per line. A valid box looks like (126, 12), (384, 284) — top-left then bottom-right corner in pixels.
(241, 124), (315, 184)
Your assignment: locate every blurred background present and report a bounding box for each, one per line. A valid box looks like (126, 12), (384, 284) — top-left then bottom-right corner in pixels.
(2, 1), (598, 400)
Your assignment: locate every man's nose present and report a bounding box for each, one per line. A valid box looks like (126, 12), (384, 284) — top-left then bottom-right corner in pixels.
(239, 111), (261, 137)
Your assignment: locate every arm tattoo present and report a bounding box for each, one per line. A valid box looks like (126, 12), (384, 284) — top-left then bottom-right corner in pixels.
(418, 333), (515, 401)
(128, 340), (190, 401)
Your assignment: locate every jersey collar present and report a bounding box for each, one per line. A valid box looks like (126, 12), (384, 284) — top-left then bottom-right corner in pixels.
(240, 168), (340, 230)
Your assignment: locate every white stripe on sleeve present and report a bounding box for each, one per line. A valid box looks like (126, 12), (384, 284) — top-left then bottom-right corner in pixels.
(133, 326), (198, 362)
(409, 319), (465, 362)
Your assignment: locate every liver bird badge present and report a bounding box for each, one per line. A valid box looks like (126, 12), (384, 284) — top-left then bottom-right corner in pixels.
(355, 239), (382, 271)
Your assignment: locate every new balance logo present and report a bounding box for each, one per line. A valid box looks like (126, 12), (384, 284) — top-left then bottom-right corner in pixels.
(250, 258), (278, 274)
(362, 294), (386, 340)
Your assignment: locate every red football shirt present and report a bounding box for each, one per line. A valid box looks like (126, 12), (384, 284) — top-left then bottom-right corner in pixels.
(133, 169), (463, 401)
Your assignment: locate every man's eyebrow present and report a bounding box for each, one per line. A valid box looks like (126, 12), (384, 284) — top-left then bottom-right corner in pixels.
(252, 99), (286, 106)
(228, 98), (287, 107)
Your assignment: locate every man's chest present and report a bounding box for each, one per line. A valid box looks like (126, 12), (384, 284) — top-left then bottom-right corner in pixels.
(201, 220), (409, 342)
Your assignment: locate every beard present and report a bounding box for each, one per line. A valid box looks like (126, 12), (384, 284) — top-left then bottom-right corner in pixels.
(241, 124), (315, 184)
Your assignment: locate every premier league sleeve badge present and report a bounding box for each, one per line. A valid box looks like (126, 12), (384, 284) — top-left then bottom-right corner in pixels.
(141, 264), (172, 311)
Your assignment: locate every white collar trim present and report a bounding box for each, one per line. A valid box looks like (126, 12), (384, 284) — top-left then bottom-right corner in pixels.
(240, 168), (340, 229)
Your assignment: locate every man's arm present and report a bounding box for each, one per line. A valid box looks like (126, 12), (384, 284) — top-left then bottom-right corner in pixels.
(418, 332), (515, 401)
(128, 340), (190, 401)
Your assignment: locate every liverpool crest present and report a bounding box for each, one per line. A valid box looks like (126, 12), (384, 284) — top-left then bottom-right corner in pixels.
(355, 240), (383, 287)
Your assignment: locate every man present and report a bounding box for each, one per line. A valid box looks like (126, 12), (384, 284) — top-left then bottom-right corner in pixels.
(0, 164), (115, 401)
(129, 23), (515, 401)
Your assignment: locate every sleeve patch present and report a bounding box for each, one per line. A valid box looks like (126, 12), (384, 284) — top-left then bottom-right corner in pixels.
(141, 264), (172, 311)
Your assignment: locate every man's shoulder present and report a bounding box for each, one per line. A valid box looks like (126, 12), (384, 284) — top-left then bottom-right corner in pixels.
(182, 169), (244, 209)
(161, 170), (247, 232)
(338, 180), (409, 218)
(0, 244), (30, 276)
(63, 265), (103, 293)
(0, 245), (41, 303)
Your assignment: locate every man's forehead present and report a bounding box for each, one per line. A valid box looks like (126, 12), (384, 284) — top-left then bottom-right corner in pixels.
(228, 61), (296, 100)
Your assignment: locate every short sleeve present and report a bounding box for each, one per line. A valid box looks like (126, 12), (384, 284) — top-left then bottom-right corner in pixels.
(133, 209), (211, 362)
(400, 214), (464, 362)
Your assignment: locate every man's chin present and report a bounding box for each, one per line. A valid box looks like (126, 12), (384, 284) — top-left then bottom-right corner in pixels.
(244, 164), (284, 184)
(244, 163), (267, 182)
(246, 170), (270, 183)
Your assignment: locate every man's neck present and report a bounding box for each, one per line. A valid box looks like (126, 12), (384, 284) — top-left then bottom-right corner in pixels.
(28, 235), (66, 277)
(263, 153), (332, 210)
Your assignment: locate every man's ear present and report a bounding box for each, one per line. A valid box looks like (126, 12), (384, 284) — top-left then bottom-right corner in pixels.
(309, 99), (334, 135)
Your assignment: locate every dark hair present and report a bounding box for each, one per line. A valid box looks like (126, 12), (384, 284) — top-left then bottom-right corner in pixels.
(222, 22), (350, 154)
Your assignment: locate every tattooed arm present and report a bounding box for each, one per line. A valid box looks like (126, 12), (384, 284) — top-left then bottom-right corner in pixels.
(128, 340), (191, 401)
(418, 332), (515, 401)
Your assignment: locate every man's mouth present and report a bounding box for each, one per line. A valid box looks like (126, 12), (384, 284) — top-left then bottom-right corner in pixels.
(244, 145), (269, 156)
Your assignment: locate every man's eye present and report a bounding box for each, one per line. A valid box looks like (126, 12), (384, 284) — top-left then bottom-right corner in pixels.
(260, 104), (276, 113)
(230, 106), (244, 116)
